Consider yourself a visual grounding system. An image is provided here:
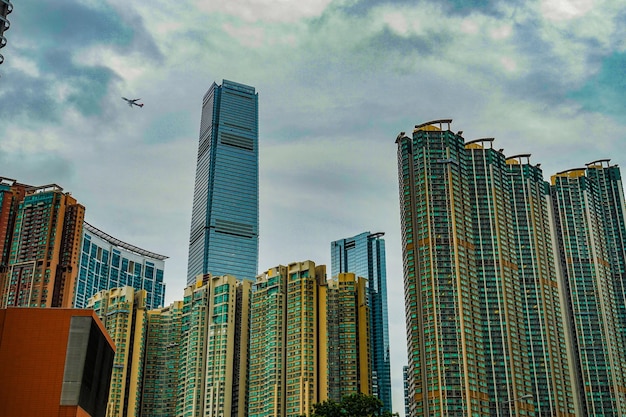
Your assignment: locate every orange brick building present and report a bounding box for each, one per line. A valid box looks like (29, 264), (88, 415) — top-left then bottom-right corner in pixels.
(0, 308), (115, 417)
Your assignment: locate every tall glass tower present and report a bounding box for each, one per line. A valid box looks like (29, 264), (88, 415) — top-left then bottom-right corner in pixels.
(331, 231), (392, 412)
(187, 80), (259, 284)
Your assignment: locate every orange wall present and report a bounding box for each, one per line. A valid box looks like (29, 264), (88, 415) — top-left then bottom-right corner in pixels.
(0, 308), (113, 417)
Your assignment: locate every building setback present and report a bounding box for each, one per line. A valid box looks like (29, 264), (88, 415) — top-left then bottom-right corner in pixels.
(1, 183), (84, 308)
(75, 222), (167, 310)
(331, 232), (392, 411)
(0, 307), (115, 417)
(88, 287), (147, 417)
(187, 80), (259, 284)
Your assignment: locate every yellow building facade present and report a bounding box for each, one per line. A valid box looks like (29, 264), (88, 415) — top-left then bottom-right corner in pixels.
(87, 286), (147, 417)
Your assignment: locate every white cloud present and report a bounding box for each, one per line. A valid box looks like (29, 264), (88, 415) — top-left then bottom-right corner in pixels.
(222, 23), (266, 48)
(194, 0), (333, 23)
(540, 0), (596, 21)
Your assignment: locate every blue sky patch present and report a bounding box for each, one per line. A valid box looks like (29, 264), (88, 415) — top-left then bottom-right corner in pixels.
(570, 52), (626, 123)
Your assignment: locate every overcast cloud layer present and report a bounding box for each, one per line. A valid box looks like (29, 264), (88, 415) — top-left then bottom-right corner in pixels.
(2, 0), (626, 413)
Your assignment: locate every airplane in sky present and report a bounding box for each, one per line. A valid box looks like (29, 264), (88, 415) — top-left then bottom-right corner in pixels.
(122, 97), (144, 108)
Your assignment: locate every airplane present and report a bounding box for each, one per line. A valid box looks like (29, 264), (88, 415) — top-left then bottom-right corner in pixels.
(122, 97), (144, 108)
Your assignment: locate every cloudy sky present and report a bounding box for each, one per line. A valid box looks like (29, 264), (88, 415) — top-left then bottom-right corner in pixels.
(2, 0), (626, 413)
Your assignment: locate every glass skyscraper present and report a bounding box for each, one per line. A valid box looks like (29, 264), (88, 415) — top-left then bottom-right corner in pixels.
(331, 231), (392, 412)
(187, 80), (259, 284)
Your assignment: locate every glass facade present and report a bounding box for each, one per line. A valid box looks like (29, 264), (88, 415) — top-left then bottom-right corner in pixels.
(74, 222), (166, 310)
(331, 231), (392, 412)
(187, 80), (259, 284)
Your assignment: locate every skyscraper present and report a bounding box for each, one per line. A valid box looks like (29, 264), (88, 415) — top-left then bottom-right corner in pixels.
(331, 232), (392, 411)
(551, 165), (626, 416)
(187, 80), (259, 284)
(327, 272), (372, 401)
(75, 221), (167, 310)
(249, 261), (328, 417)
(142, 300), (184, 417)
(0, 177), (26, 295)
(87, 287), (147, 417)
(177, 274), (251, 417)
(507, 155), (575, 416)
(395, 120), (577, 416)
(1, 183), (85, 308)
(396, 122), (488, 416)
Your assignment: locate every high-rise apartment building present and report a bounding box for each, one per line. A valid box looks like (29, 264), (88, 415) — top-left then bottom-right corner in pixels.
(177, 274), (251, 417)
(584, 160), (626, 353)
(327, 272), (371, 401)
(506, 155), (576, 416)
(249, 261), (373, 417)
(1, 183), (84, 308)
(87, 287), (147, 417)
(142, 300), (184, 417)
(0, 0), (12, 66)
(395, 120), (584, 417)
(396, 122), (488, 416)
(551, 164), (626, 416)
(75, 222), (166, 310)
(249, 261), (329, 417)
(331, 232), (392, 411)
(465, 139), (534, 416)
(187, 80), (259, 284)
(0, 178), (26, 291)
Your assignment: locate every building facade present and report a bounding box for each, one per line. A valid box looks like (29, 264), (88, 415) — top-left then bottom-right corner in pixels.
(1, 183), (84, 308)
(75, 222), (166, 310)
(396, 122), (488, 416)
(177, 274), (251, 417)
(249, 261), (329, 417)
(326, 272), (371, 401)
(0, 178), (26, 295)
(551, 165), (626, 416)
(395, 120), (583, 417)
(507, 155), (576, 416)
(0, 307), (115, 417)
(187, 80), (259, 284)
(87, 287), (147, 417)
(142, 300), (184, 417)
(331, 232), (392, 411)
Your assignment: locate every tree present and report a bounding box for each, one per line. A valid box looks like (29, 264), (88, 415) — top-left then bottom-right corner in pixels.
(311, 393), (398, 417)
